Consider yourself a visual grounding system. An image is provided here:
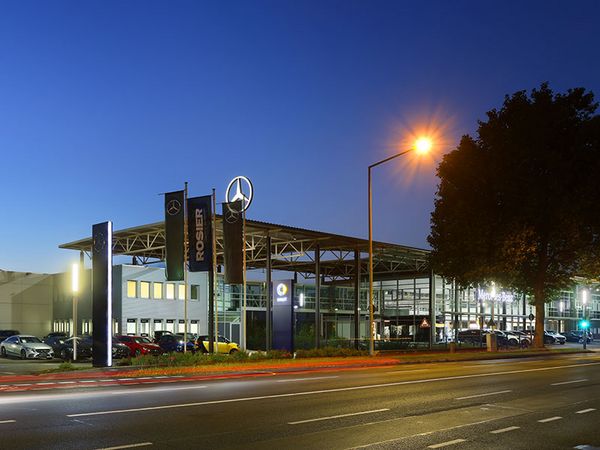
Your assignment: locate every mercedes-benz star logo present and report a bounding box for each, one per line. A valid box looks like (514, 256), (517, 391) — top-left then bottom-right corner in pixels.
(225, 176), (253, 212)
(93, 232), (107, 253)
(224, 202), (240, 224)
(166, 199), (182, 216)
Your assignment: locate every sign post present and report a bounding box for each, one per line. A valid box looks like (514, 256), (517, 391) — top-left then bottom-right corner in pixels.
(272, 280), (294, 352)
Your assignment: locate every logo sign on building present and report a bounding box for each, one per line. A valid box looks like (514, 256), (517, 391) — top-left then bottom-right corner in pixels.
(477, 289), (515, 303)
(165, 190), (185, 281)
(225, 176), (253, 212)
(187, 195), (212, 272)
(272, 280), (294, 352)
(92, 221), (113, 368)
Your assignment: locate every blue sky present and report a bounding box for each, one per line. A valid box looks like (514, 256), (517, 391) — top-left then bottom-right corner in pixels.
(1, 1), (599, 273)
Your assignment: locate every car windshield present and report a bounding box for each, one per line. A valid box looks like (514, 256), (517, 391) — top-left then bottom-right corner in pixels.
(20, 336), (42, 344)
(135, 337), (151, 344)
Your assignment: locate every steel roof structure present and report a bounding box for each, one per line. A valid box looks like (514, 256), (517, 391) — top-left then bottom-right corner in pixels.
(59, 217), (430, 282)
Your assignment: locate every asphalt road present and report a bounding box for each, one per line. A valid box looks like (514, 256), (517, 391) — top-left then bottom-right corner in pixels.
(1, 352), (599, 450)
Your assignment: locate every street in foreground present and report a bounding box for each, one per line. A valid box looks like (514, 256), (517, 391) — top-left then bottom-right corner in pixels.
(0, 352), (599, 449)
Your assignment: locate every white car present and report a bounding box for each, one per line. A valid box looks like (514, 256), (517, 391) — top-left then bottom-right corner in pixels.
(0, 335), (54, 359)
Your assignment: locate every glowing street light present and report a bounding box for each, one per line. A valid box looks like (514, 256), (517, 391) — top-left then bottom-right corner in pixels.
(368, 136), (433, 355)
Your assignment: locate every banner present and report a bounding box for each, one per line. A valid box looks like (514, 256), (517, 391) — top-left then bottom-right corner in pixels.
(187, 195), (213, 272)
(92, 221), (113, 367)
(222, 200), (243, 284)
(165, 190), (185, 281)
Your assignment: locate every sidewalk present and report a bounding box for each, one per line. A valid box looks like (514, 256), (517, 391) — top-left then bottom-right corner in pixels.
(0, 347), (592, 393)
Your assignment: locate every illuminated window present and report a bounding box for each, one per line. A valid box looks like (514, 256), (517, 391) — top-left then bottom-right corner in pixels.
(178, 284), (186, 300)
(166, 283), (175, 299)
(153, 282), (163, 299)
(191, 285), (199, 300)
(140, 281), (150, 299)
(127, 281), (137, 298)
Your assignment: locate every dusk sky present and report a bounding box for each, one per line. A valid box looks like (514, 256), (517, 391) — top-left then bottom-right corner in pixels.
(2, 1), (599, 273)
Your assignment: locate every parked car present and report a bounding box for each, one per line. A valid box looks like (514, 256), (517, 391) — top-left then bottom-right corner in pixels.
(152, 330), (173, 344)
(545, 330), (566, 344)
(457, 329), (486, 346)
(565, 331), (592, 343)
(157, 334), (195, 353)
(195, 335), (240, 354)
(116, 335), (162, 356)
(78, 336), (131, 359)
(43, 331), (69, 341)
(0, 330), (20, 343)
(45, 336), (92, 361)
(0, 335), (54, 359)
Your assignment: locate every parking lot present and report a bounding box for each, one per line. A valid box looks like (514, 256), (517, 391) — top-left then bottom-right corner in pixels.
(0, 357), (92, 375)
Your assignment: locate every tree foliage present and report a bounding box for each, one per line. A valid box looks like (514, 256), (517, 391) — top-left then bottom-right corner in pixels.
(428, 84), (600, 347)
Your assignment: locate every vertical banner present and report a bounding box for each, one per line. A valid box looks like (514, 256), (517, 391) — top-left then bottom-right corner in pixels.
(165, 190), (185, 281)
(187, 195), (213, 272)
(92, 221), (113, 367)
(222, 200), (243, 284)
(272, 280), (294, 352)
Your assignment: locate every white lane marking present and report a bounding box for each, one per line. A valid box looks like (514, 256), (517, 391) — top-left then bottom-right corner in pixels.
(35, 382), (55, 385)
(67, 361), (600, 418)
(276, 376), (339, 383)
(110, 386), (207, 395)
(93, 442), (152, 450)
(455, 390), (512, 400)
(348, 418), (498, 449)
(428, 439), (467, 448)
(13, 383), (32, 386)
(385, 369), (429, 374)
(79, 380), (98, 383)
(0, 420), (16, 424)
(575, 408), (596, 414)
(58, 381), (76, 384)
(99, 379), (114, 382)
(551, 379), (587, 386)
(288, 408), (389, 425)
(490, 426), (520, 434)
(118, 378), (132, 381)
(538, 416), (562, 423)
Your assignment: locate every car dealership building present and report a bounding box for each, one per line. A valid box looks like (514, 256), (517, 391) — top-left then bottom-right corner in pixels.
(2, 216), (599, 346)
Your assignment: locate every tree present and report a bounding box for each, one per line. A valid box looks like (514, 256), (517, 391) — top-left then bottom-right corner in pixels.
(428, 84), (600, 348)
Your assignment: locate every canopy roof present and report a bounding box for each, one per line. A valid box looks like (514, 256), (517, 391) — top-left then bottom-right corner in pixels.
(60, 217), (430, 282)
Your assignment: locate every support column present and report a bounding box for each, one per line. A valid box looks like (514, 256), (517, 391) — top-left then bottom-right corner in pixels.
(315, 246), (321, 348)
(454, 280), (459, 341)
(354, 249), (360, 349)
(265, 235), (272, 351)
(522, 293), (527, 331)
(429, 271), (436, 349)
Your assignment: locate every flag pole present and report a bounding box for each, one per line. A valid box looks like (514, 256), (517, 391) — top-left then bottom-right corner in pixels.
(210, 188), (217, 354)
(242, 206), (247, 351)
(183, 181), (189, 353)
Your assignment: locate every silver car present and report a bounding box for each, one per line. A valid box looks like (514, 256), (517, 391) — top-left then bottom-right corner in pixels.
(0, 335), (54, 360)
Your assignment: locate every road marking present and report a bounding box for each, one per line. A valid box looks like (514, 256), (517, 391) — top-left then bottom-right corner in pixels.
(428, 439), (467, 448)
(67, 361), (600, 418)
(575, 408), (596, 414)
(551, 379), (587, 386)
(385, 369), (429, 374)
(79, 380), (98, 383)
(93, 442), (152, 450)
(99, 379), (113, 382)
(35, 382), (55, 385)
(58, 381), (76, 384)
(490, 426), (520, 434)
(538, 416), (562, 423)
(110, 386), (207, 395)
(0, 420), (16, 424)
(455, 390), (512, 400)
(288, 408), (389, 425)
(276, 376), (339, 383)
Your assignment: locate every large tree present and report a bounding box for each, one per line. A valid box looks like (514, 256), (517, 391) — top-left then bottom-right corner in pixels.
(428, 84), (600, 348)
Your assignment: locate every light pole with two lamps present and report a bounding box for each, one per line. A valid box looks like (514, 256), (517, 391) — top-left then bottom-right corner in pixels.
(368, 137), (432, 356)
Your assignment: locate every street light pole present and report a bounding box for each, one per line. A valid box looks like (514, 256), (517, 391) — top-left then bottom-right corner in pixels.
(368, 148), (415, 356)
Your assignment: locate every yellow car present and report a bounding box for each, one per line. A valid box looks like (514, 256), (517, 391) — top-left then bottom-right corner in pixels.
(195, 335), (240, 354)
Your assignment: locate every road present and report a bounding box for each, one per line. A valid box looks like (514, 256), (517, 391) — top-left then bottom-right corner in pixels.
(0, 352), (599, 450)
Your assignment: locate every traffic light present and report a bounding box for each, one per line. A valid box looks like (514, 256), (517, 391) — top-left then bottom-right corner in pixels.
(580, 319), (590, 329)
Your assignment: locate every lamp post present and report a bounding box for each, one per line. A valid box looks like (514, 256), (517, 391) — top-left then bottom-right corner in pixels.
(71, 263), (79, 361)
(582, 289), (588, 350)
(368, 137), (432, 356)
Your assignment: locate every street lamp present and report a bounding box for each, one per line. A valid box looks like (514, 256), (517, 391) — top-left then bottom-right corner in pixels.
(71, 263), (79, 361)
(368, 137), (432, 355)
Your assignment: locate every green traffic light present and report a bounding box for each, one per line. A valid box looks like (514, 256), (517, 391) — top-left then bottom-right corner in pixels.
(580, 320), (590, 329)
